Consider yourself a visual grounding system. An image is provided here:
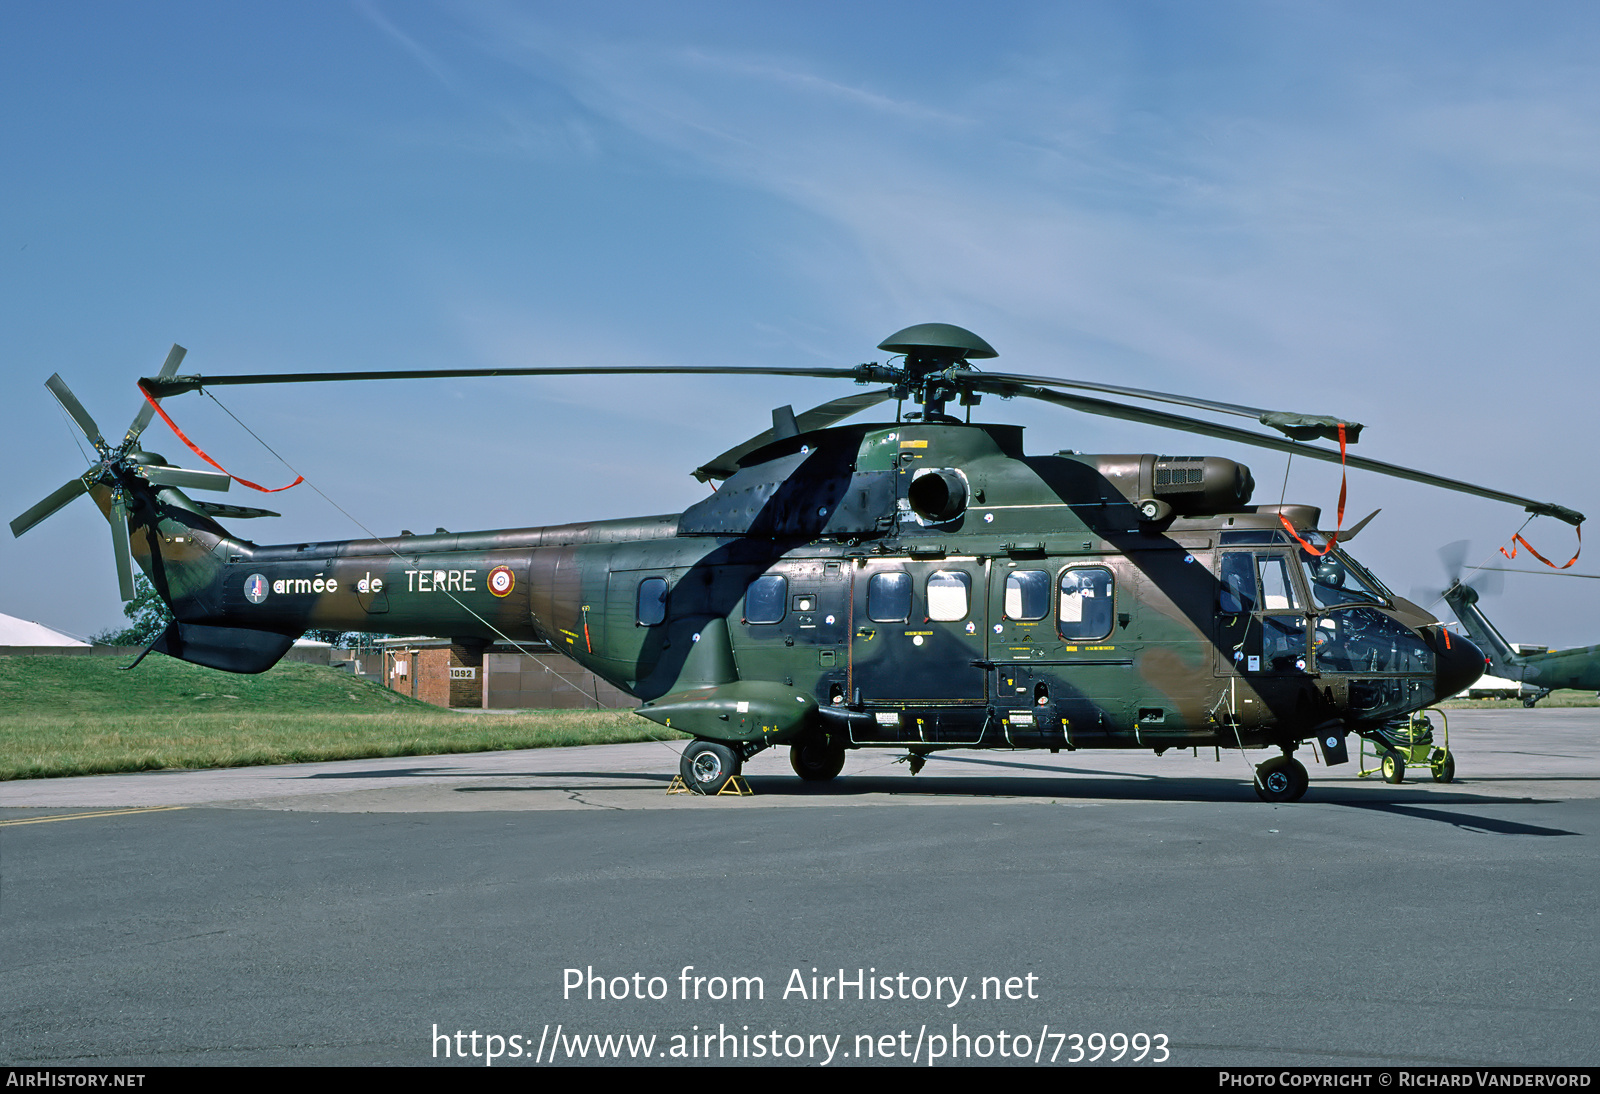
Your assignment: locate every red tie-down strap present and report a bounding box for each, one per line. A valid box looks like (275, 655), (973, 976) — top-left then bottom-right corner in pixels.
(1500, 524), (1583, 569)
(140, 390), (304, 493)
(1279, 423), (1349, 557)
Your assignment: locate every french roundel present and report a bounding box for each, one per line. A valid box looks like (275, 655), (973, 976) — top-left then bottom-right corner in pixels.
(488, 565), (515, 597)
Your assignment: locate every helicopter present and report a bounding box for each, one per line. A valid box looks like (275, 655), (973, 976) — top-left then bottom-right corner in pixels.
(11, 324), (1586, 802)
(1442, 570), (1600, 707)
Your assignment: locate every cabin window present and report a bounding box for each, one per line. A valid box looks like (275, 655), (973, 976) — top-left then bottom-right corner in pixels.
(927, 570), (971, 621)
(867, 571), (912, 623)
(1004, 570), (1050, 621)
(636, 577), (668, 626)
(1058, 567), (1114, 640)
(745, 574), (787, 624)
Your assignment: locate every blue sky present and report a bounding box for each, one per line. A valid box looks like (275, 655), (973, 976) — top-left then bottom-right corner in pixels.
(3, 1), (1598, 646)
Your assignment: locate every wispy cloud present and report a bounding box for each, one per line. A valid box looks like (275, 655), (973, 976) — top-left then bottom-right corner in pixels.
(353, 0), (461, 93)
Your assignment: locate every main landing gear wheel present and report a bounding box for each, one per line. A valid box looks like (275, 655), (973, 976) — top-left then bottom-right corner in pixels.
(679, 740), (741, 795)
(789, 739), (847, 782)
(1254, 755), (1309, 803)
(1381, 749), (1406, 784)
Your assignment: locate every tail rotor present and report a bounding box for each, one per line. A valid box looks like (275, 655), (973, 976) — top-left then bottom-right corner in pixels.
(10, 345), (232, 600)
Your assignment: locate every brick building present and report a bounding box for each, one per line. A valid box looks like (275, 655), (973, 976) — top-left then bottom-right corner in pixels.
(364, 637), (633, 710)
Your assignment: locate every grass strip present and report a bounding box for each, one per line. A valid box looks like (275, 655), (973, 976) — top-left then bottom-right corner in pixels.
(0, 655), (683, 780)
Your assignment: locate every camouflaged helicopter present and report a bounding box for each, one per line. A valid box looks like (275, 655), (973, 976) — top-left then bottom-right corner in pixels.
(1442, 564), (1600, 708)
(12, 324), (1586, 801)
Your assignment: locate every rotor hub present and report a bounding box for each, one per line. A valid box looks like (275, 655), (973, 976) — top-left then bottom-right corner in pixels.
(875, 324), (996, 417)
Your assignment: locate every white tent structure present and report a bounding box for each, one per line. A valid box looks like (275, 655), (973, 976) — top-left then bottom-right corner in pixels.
(0, 612), (89, 647)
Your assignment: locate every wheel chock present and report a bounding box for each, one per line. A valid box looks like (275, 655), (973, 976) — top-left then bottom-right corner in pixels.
(717, 776), (754, 797)
(666, 774), (754, 797)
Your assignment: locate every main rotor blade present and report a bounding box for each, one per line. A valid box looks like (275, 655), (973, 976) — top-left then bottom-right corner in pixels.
(963, 369), (1362, 445)
(122, 344), (187, 448)
(141, 465), (232, 493)
(141, 364), (866, 398)
(109, 498), (135, 601)
(968, 377), (1585, 525)
(693, 388), (896, 482)
(1482, 567), (1600, 579)
(46, 374), (109, 453)
(10, 477), (89, 538)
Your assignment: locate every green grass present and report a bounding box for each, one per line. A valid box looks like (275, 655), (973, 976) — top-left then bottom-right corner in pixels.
(0, 655), (682, 781)
(1438, 688), (1600, 710)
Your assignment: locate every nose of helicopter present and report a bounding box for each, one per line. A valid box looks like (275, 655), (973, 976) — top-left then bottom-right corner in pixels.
(1435, 630), (1486, 699)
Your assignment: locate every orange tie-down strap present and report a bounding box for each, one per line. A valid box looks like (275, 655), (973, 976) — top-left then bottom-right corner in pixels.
(141, 390), (304, 494)
(1279, 422), (1349, 557)
(1501, 524), (1583, 570)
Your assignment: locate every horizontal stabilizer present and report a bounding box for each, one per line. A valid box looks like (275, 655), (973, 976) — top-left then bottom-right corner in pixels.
(190, 500), (281, 520)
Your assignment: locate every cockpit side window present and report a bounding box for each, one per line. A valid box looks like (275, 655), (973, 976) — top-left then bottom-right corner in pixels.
(1218, 553), (1256, 615)
(1301, 549), (1388, 609)
(1257, 554), (1303, 611)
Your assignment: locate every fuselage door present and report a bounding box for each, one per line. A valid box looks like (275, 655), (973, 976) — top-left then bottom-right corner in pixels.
(1214, 550), (1312, 677)
(848, 558), (988, 704)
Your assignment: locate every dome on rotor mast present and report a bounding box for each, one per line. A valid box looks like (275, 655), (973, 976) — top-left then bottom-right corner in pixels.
(877, 323), (997, 361)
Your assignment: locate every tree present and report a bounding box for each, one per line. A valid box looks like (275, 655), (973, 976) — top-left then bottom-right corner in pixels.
(301, 629), (391, 650)
(91, 575), (175, 647)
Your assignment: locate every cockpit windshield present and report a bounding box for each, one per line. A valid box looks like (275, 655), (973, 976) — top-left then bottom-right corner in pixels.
(1298, 536), (1392, 609)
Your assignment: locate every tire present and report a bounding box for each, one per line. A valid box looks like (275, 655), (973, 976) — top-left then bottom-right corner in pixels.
(1381, 750), (1405, 784)
(679, 740), (741, 795)
(789, 739), (847, 782)
(1255, 755), (1309, 803)
(1432, 751), (1456, 783)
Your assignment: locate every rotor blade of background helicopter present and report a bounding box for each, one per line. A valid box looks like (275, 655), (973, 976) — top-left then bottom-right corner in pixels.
(109, 497), (136, 601)
(966, 377), (1585, 525)
(142, 465), (233, 493)
(46, 374), (110, 454)
(693, 388), (896, 482)
(121, 344), (187, 448)
(10, 476), (89, 538)
(1481, 567), (1600, 579)
(961, 370), (1362, 444)
(141, 365), (868, 398)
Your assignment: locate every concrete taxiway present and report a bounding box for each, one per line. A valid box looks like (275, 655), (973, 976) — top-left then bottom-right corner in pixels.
(2, 706), (1595, 813)
(2, 706), (1597, 1067)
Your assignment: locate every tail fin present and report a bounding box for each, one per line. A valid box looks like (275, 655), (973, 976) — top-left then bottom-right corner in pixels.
(1441, 581), (1524, 679)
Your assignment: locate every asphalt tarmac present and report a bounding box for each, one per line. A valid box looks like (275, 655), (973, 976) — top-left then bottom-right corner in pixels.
(2, 707), (1596, 1067)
